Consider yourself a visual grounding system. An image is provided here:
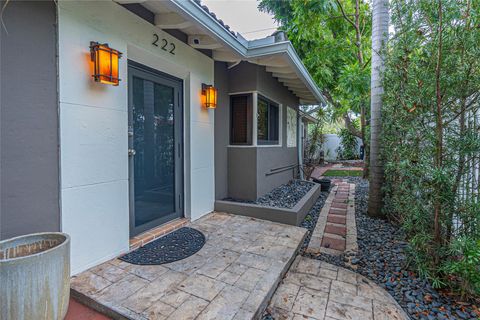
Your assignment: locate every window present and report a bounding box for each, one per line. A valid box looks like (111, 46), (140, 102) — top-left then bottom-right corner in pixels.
(230, 95), (252, 145)
(257, 96), (279, 145)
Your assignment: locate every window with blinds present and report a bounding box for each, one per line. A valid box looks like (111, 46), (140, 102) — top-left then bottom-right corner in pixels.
(230, 94), (252, 145)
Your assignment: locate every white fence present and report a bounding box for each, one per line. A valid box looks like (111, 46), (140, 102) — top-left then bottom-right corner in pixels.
(305, 134), (363, 161)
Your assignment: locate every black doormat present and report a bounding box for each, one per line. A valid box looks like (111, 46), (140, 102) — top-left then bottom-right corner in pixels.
(120, 227), (206, 265)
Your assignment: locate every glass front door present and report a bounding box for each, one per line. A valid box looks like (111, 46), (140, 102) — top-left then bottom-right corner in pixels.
(128, 61), (183, 236)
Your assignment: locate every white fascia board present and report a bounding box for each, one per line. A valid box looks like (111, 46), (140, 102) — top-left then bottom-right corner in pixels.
(168, 0), (247, 55)
(168, 0), (326, 105)
(246, 42), (327, 105)
(285, 45), (328, 105)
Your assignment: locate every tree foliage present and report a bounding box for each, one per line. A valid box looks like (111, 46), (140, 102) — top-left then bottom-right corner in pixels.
(259, 0), (372, 136)
(382, 0), (480, 296)
(337, 128), (360, 160)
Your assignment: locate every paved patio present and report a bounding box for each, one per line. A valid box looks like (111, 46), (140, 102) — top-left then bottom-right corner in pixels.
(71, 212), (307, 320)
(267, 256), (409, 320)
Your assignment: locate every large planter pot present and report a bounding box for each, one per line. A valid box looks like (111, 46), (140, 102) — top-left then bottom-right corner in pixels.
(312, 178), (332, 191)
(0, 232), (70, 320)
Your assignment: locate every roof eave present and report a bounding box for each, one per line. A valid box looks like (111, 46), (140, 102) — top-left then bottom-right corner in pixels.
(168, 0), (326, 105)
(246, 42), (327, 105)
(168, 0), (247, 55)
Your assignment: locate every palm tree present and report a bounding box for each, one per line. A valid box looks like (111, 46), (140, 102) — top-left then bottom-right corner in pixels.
(368, 0), (389, 217)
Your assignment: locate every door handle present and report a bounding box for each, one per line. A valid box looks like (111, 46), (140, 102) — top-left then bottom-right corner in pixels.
(128, 149), (136, 156)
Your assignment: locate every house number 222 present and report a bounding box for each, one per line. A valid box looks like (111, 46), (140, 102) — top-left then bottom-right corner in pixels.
(152, 34), (175, 55)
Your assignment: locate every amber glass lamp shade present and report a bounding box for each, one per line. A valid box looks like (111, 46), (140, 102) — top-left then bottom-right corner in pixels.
(90, 42), (122, 86)
(202, 84), (217, 109)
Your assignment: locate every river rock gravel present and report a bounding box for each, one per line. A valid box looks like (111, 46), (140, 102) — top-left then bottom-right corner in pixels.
(352, 177), (479, 320)
(311, 177), (479, 320)
(264, 176), (479, 319)
(224, 179), (315, 209)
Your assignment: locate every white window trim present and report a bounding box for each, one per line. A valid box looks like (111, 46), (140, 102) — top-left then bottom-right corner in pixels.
(256, 93), (282, 147)
(227, 145), (256, 148)
(252, 92), (258, 147)
(228, 90), (284, 148)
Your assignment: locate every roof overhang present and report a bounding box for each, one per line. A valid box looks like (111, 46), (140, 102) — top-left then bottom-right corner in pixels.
(115, 0), (327, 105)
(299, 110), (318, 123)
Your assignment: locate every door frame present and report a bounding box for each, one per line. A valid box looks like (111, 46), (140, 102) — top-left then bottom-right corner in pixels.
(128, 60), (184, 237)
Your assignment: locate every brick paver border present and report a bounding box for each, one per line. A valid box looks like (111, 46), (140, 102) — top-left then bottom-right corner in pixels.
(306, 180), (357, 262)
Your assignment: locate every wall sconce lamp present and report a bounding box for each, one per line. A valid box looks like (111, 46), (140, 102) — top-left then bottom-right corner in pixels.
(202, 83), (217, 109)
(90, 41), (122, 86)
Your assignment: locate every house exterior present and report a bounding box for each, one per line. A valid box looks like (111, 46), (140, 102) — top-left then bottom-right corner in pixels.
(0, 0), (325, 274)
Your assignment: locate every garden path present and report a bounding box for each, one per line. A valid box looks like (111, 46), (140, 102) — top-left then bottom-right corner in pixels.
(305, 180), (357, 259)
(68, 182), (408, 320)
(267, 256), (409, 320)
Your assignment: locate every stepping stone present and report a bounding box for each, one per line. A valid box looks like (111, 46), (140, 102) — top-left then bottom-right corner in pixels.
(331, 203), (348, 209)
(327, 215), (346, 224)
(324, 225), (347, 237)
(329, 208), (346, 215)
(321, 236), (346, 251)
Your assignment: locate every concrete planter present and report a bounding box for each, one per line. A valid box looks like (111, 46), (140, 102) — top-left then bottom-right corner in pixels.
(215, 183), (322, 226)
(0, 232), (70, 320)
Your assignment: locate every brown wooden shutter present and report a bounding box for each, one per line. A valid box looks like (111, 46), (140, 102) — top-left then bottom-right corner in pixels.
(230, 95), (248, 144)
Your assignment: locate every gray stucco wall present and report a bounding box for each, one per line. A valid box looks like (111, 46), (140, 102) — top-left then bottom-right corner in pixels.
(227, 147), (257, 200)
(0, 1), (60, 240)
(214, 61), (300, 201)
(255, 63), (299, 198)
(214, 61), (230, 200)
(228, 62), (258, 93)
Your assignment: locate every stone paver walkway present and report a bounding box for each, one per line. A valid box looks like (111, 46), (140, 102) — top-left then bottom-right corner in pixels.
(71, 212), (307, 320)
(267, 256), (409, 320)
(306, 180), (357, 258)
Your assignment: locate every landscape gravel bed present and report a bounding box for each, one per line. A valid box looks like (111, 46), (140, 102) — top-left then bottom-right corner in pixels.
(354, 178), (479, 320)
(298, 188), (329, 251)
(223, 179), (315, 209)
(309, 176), (479, 320)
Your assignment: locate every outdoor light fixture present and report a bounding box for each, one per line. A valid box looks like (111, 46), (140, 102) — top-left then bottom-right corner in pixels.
(202, 83), (217, 109)
(90, 42), (122, 86)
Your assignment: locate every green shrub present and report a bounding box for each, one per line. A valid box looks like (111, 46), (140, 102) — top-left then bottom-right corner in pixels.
(442, 237), (480, 296)
(382, 0), (480, 298)
(336, 128), (359, 160)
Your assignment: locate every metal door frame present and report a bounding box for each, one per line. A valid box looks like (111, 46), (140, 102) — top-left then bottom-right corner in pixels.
(128, 60), (184, 237)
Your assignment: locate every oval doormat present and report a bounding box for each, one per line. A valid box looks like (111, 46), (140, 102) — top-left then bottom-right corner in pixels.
(120, 227), (206, 265)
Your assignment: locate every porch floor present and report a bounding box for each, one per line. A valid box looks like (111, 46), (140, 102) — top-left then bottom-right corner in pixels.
(71, 212), (307, 320)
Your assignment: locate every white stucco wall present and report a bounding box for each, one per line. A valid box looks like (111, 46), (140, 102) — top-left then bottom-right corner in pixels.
(58, 1), (214, 274)
(322, 134), (362, 161)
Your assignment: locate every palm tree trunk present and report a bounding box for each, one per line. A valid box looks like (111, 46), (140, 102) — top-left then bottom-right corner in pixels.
(368, 0), (389, 218)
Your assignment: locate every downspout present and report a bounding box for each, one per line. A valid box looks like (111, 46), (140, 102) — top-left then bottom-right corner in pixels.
(297, 110), (304, 180)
